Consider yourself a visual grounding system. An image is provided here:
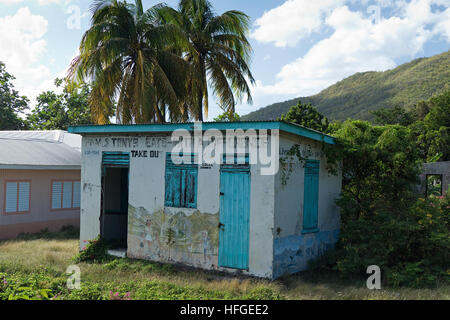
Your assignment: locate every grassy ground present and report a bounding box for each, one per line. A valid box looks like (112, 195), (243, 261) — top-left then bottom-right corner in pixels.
(0, 228), (448, 300)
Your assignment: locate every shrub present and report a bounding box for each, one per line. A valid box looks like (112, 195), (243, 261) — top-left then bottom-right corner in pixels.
(73, 237), (110, 263)
(16, 225), (79, 241)
(316, 120), (450, 288)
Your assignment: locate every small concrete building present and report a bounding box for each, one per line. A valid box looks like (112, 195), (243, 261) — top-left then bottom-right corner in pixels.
(0, 131), (81, 240)
(69, 121), (341, 279)
(419, 161), (450, 197)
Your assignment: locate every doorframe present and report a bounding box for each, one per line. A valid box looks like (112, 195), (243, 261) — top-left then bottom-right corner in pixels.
(100, 152), (130, 243)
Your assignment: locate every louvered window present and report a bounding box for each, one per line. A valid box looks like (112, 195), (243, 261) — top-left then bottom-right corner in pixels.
(4, 181), (30, 214)
(51, 180), (81, 210)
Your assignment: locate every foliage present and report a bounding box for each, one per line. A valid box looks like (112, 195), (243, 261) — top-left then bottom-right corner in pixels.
(68, 0), (192, 124)
(69, 0), (255, 124)
(243, 50), (450, 121)
(400, 89), (450, 162)
(1, 236), (448, 299)
(26, 79), (93, 130)
(279, 100), (329, 132)
(0, 62), (29, 130)
(213, 110), (241, 122)
(73, 237), (110, 263)
(385, 194), (450, 287)
(156, 0), (255, 120)
(0, 272), (63, 300)
(0, 268), (282, 300)
(315, 120), (450, 287)
(16, 226), (79, 241)
(371, 105), (415, 126)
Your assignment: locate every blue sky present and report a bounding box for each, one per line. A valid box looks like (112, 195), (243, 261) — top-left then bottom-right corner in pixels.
(0, 0), (449, 120)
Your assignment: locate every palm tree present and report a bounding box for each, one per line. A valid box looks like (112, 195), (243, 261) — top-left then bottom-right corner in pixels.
(156, 0), (255, 121)
(68, 0), (191, 124)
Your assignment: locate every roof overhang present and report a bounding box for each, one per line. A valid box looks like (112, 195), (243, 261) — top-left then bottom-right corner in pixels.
(68, 121), (335, 145)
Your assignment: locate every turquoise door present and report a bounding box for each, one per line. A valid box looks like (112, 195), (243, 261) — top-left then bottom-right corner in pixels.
(302, 160), (320, 233)
(218, 167), (251, 270)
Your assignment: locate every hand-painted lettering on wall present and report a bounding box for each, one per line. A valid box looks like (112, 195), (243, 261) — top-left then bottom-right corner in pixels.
(131, 150), (161, 158)
(85, 136), (169, 150)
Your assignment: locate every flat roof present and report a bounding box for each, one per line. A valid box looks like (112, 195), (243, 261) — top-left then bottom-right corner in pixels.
(68, 121), (335, 145)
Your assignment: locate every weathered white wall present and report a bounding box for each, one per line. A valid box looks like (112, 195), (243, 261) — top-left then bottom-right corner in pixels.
(79, 146), (102, 249)
(273, 133), (342, 278)
(79, 132), (275, 278)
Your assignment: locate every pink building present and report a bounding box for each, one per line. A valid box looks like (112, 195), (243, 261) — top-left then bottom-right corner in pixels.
(0, 131), (81, 240)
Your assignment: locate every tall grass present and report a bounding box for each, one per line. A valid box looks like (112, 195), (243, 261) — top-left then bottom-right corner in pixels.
(0, 229), (448, 300)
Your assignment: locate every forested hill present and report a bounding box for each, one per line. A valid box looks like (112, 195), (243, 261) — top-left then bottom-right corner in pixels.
(242, 50), (450, 121)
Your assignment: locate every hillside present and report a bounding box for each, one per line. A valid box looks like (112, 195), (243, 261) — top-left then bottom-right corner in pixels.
(243, 50), (450, 121)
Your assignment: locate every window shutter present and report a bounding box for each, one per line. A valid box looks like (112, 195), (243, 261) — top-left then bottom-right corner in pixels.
(18, 182), (30, 212)
(73, 181), (81, 208)
(164, 153), (198, 209)
(164, 169), (175, 207)
(171, 169), (182, 208)
(102, 152), (130, 167)
(62, 181), (73, 209)
(185, 168), (198, 209)
(52, 182), (62, 209)
(5, 182), (18, 213)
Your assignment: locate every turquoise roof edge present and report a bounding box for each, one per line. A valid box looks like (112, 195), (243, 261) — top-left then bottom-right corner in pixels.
(68, 121), (335, 145)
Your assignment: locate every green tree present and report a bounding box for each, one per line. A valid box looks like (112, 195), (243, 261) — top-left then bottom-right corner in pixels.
(27, 78), (93, 130)
(157, 0), (255, 120)
(213, 110), (241, 122)
(371, 105), (415, 126)
(316, 120), (449, 287)
(409, 90), (450, 162)
(68, 0), (190, 124)
(280, 101), (329, 132)
(0, 62), (28, 130)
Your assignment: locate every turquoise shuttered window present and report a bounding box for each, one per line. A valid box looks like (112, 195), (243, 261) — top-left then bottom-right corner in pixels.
(302, 160), (320, 233)
(4, 181), (30, 214)
(164, 153), (198, 209)
(51, 181), (81, 210)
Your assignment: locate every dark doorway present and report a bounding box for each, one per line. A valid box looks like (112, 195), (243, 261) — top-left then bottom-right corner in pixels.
(101, 152), (130, 249)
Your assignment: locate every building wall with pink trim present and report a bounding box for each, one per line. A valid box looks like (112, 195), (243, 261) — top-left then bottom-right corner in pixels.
(0, 169), (80, 239)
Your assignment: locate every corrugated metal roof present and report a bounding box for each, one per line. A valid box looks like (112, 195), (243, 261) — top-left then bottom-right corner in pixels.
(0, 131), (81, 169)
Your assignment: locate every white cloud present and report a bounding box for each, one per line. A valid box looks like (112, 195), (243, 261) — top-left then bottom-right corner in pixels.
(0, 0), (68, 5)
(0, 7), (55, 103)
(434, 6), (450, 41)
(251, 0), (346, 47)
(251, 0), (450, 103)
(0, 0), (23, 4)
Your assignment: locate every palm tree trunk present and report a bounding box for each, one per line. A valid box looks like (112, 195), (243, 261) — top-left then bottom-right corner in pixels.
(197, 55), (206, 122)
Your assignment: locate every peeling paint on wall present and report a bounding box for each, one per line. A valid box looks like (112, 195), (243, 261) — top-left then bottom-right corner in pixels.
(273, 230), (339, 278)
(127, 204), (219, 270)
